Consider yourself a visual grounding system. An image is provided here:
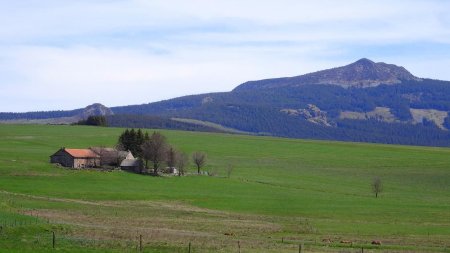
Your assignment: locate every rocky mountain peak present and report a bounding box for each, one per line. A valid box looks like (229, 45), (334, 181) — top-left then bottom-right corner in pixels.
(234, 58), (422, 91)
(354, 58), (375, 65)
(80, 103), (114, 119)
(334, 58), (420, 87)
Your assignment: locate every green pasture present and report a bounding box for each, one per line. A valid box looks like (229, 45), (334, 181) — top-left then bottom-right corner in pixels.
(0, 124), (449, 252)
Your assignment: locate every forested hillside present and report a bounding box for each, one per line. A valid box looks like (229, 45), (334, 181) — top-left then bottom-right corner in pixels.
(2, 59), (450, 147)
(109, 79), (450, 146)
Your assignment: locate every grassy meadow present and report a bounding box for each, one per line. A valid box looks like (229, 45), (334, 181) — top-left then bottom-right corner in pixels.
(0, 124), (449, 252)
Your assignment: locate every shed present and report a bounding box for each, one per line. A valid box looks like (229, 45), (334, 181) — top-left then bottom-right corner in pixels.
(120, 158), (143, 173)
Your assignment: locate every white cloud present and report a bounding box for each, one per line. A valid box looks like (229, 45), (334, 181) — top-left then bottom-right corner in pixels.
(1, 0), (448, 44)
(0, 0), (449, 111)
(1, 42), (340, 112)
(0, 46), (257, 111)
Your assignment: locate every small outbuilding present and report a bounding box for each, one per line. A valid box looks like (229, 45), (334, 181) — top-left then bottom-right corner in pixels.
(120, 158), (143, 173)
(50, 148), (100, 168)
(163, 167), (178, 175)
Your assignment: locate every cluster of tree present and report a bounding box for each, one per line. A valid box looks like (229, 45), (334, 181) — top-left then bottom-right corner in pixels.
(76, 115), (108, 126)
(117, 128), (149, 157)
(117, 129), (208, 176)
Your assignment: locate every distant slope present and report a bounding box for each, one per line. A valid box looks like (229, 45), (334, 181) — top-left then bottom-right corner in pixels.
(2, 59), (450, 147)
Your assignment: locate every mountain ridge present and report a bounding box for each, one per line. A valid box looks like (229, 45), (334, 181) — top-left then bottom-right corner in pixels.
(234, 58), (421, 91)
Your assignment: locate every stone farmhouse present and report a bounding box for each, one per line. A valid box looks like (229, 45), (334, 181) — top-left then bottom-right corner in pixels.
(50, 147), (139, 170)
(50, 148), (100, 168)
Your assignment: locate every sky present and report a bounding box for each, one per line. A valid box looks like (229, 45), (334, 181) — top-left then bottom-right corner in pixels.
(1, 0), (450, 112)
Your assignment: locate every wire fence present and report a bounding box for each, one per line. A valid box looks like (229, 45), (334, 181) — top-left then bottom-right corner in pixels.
(0, 206), (446, 253)
(0, 222), (416, 253)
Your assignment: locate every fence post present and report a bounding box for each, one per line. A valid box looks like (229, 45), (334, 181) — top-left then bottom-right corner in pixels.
(238, 240), (241, 253)
(139, 234), (142, 252)
(188, 242), (191, 253)
(52, 231), (55, 249)
(299, 243), (303, 253)
(361, 247), (364, 253)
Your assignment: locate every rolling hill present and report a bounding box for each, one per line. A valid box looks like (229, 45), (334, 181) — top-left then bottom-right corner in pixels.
(0, 124), (449, 252)
(2, 59), (450, 146)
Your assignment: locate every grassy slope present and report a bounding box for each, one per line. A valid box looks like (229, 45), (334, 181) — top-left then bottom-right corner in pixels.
(0, 124), (449, 252)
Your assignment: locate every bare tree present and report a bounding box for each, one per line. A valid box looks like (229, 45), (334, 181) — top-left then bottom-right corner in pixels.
(226, 164), (233, 178)
(177, 152), (188, 176)
(372, 177), (383, 198)
(90, 146), (115, 167)
(114, 143), (127, 166)
(192, 152), (207, 174)
(141, 132), (168, 175)
(166, 146), (178, 169)
(115, 142), (125, 151)
(97, 146), (108, 167)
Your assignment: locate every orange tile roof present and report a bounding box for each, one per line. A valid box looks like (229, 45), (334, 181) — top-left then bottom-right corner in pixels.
(65, 149), (99, 158)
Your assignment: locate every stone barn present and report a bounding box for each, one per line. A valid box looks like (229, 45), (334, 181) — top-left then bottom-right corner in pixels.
(50, 148), (100, 168)
(89, 147), (134, 166)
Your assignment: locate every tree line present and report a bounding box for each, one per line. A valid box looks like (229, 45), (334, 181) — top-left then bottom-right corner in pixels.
(76, 115), (108, 127)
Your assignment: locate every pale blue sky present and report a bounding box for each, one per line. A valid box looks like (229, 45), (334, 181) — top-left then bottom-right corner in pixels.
(1, 0), (450, 112)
